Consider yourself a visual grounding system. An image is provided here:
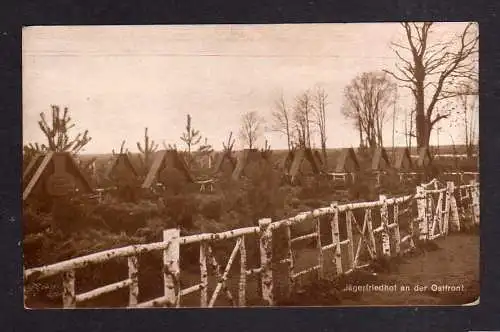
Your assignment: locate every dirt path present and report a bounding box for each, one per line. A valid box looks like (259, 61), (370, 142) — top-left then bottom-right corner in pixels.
(289, 233), (479, 306)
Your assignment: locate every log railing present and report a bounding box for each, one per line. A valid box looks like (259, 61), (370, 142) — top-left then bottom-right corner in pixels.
(24, 179), (479, 308)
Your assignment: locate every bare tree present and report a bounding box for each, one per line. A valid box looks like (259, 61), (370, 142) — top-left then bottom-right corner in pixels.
(385, 22), (478, 148)
(313, 87), (328, 164)
(270, 94), (293, 151)
(239, 111), (263, 149)
(342, 71), (397, 148)
(402, 107), (417, 151)
(222, 131), (235, 153)
(455, 82), (478, 157)
(293, 91), (314, 148)
(35, 105), (92, 154)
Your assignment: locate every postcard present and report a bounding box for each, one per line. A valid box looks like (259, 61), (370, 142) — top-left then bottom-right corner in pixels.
(22, 23), (479, 308)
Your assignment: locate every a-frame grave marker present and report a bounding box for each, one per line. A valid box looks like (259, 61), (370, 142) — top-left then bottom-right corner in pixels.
(393, 147), (416, 183)
(23, 152), (93, 201)
(287, 148), (322, 184)
(369, 147), (392, 186)
(231, 149), (271, 181)
(105, 153), (139, 186)
(212, 151), (237, 177)
(142, 150), (195, 190)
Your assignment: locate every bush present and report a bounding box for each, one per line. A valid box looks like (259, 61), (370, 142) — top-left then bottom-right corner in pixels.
(92, 199), (161, 234)
(162, 194), (198, 229)
(198, 195), (223, 220)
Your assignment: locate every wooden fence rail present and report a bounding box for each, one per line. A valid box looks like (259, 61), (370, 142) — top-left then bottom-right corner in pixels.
(24, 179), (479, 308)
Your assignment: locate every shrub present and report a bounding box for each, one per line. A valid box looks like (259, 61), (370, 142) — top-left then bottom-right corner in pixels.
(91, 199), (161, 234)
(162, 193), (200, 230)
(198, 195), (223, 220)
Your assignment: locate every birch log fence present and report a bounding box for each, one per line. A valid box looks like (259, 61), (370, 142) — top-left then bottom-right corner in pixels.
(24, 178), (480, 308)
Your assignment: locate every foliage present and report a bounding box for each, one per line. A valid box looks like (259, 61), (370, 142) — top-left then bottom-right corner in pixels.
(198, 137), (213, 154)
(112, 140), (128, 155)
(36, 105), (92, 154)
(180, 114), (202, 156)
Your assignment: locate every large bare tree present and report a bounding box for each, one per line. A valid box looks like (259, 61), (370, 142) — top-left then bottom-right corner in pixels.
(385, 22), (478, 148)
(270, 94), (293, 151)
(342, 71), (397, 148)
(239, 111), (263, 149)
(313, 87), (328, 164)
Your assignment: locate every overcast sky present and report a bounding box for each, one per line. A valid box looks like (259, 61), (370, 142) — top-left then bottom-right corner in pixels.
(22, 23), (477, 154)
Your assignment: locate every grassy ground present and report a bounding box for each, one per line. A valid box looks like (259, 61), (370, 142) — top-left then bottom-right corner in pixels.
(281, 232), (479, 306)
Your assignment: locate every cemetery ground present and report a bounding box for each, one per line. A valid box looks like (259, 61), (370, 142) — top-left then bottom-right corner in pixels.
(23, 147), (479, 308)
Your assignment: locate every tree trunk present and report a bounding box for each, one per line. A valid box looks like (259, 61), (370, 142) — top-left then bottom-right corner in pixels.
(414, 70), (430, 148)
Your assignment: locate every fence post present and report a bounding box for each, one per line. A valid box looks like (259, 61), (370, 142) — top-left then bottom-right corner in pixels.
(449, 182), (460, 232)
(128, 255), (139, 307)
(238, 236), (247, 307)
(330, 202), (343, 275)
(285, 224), (294, 297)
(379, 195), (391, 257)
(392, 203), (401, 255)
(426, 190), (434, 238)
(163, 229), (180, 307)
(199, 241), (208, 307)
(443, 182), (453, 235)
(259, 218), (274, 306)
(470, 180), (480, 225)
(416, 185), (428, 241)
(62, 269), (76, 308)
(315, 217), (324, 279)
(346, 210), (355, 270)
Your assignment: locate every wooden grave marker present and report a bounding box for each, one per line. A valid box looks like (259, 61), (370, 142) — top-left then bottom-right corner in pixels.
(335, 148), (360, 173)
(105, 153), (139, 186)
(370, 147), (391, 171)
(23, 152), (93, 201)
(23, 153), (45, 190)
(231, 149), (271, 180)
(288, 148), (322, 183)
(142, 150), (194, 189)
(212, 151), (237, 176)
(393, 147), (413, 171)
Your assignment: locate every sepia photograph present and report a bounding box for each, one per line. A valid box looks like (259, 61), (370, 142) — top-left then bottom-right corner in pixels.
(22, 23), (479, 308)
